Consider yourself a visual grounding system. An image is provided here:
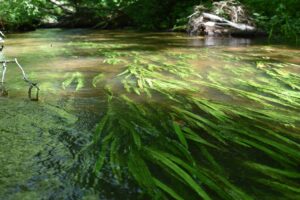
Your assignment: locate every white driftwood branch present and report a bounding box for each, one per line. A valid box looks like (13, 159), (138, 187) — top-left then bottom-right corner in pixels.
(49, 0), (75, 14)
(0, 31), (4, 38)
(202, 12), (255, 31)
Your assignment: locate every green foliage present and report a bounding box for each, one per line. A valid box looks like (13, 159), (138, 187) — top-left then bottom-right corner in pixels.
(241, 0), (300, 40)
(79, 44), (300, 199)
(1, 0), (300, 39)
(123, 0), (198, 30)
(0, 0), (47, 30)
(62, 72), (85, 91)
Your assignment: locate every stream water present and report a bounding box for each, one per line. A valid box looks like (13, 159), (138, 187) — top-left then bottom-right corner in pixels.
(0, 29), (299, 200)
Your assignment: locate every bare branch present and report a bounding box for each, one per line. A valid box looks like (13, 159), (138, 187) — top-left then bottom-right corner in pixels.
(49, 0), (75, 14)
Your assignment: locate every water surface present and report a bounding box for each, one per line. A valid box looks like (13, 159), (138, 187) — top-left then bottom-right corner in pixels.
(0, 29), (299, 200)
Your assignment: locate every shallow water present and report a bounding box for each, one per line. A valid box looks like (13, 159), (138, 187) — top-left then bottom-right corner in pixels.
(0, 29), (299, 200)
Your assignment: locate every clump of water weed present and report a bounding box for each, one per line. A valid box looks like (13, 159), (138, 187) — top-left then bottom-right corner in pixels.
(69, 47), (300, 199)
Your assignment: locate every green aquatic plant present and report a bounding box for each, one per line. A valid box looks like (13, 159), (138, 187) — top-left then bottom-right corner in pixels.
(103, 58), (125, 65)
(256, 61), (300, 91)
(85, 48), (300, 200)
(91, 93), (255, 200)
(62, 72), (85, 91)
(92, 73), (105, 88)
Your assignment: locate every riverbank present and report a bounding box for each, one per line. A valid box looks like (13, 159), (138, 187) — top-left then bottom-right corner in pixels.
(1, 0), (299, 40)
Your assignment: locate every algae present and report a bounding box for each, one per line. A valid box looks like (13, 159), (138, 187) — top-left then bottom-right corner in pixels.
(0, 98), (77, 199)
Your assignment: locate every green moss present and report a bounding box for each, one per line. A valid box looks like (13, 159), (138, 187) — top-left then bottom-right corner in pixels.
(0, 99), (77, 199)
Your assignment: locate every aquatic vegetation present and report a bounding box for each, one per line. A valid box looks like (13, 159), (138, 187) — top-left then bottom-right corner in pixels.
(0, 99), (77, 200)
(86, 47), (300, 199)
(92, 73), (105, 88)
(2, 29), (300, 199)
(62, 72), (85, 91)
(7, 29), (299, 199)
(256, 61), (300, 91)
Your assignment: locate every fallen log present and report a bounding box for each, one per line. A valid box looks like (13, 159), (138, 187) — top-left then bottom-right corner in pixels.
(188, 12), (257, 36)
(202, 13), (255, 31)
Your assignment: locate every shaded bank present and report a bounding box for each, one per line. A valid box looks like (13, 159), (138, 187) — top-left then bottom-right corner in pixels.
(0, 0), (299, 40)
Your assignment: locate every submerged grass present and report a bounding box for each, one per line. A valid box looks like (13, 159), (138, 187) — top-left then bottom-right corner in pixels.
(68, 45), (300, 199)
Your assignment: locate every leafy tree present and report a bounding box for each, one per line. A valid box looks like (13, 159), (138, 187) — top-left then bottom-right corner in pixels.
(0, 0), (47, 30)
(0, 0), (299, 39)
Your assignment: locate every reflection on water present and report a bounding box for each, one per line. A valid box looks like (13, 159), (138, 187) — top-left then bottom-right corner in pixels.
(188, 36), (251, 46)
(0, 29), (299, 199)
